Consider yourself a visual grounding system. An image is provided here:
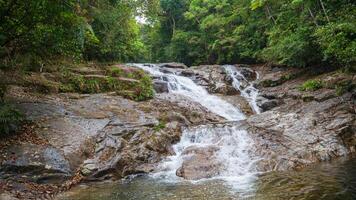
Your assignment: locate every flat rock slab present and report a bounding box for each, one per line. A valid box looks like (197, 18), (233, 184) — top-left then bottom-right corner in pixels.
(0, 144), (71, 184)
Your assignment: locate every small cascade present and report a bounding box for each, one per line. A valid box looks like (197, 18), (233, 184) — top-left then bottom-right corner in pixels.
(223, 65), (261, 114)
(132, 64), (245, 121)
(131, 63), (261, 193)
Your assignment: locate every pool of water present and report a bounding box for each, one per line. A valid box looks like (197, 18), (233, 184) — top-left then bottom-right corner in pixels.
(58, 157), (356, 200)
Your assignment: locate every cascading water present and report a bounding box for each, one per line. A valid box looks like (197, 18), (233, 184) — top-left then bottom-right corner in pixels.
(224, 65), (261, 114)
(132, 63), (261, 194)
(132, 64), (245, 121)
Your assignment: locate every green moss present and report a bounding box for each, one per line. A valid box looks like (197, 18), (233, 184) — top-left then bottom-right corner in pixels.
(153, 120), (166, 132)
(23, 75), (60, 94)
(299, 79), (324, 92)
(57, 66), (154, 101)
(281, 73), (297, 81)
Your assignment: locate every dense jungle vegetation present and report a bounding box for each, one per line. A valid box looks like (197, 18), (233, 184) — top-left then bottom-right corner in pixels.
(0, 0), (355, 69)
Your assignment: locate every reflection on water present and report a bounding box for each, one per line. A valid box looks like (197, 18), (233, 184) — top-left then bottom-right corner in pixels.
(58, 157), (356, 200)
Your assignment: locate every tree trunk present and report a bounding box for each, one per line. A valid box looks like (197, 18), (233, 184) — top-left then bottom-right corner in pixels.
(319, 0), (330, 23)
(308, 7), (319, 26)
(265, 4), (276, 24)
(171, 16), (176, 36)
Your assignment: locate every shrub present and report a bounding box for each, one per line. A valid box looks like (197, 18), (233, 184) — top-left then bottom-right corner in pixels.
(262, 27), (321, 67)
(299, 79), (324, 91)
(134, 74), (154, 101)
(315, 22), (356, 68)
(335, 80), (355, 96)
(0, 104), (23, 136)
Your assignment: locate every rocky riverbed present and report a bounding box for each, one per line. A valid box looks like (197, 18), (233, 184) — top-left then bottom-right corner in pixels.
(0, 63), (355, 199)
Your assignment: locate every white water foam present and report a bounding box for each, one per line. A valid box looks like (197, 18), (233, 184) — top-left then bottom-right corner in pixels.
(224, 65), (261, 114)
(130, 63), (261, 194)
(132, 64), (245, 121)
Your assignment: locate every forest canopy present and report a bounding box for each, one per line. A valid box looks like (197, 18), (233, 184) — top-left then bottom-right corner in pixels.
(0, 0), (355, 69)
(144, 0), (355, 68)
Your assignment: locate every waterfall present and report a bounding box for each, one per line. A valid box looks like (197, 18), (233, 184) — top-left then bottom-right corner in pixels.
(131, 63), (261, 193)
(223, 65), (261, 114)
(132, 64), (245, 121)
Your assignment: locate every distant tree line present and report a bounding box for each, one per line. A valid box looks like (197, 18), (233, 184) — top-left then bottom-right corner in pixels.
(143, 0), (355, 69)
(0, 0), (355, 70)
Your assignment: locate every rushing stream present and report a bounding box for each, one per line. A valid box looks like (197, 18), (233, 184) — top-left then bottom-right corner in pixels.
(57, 64), (356, 199)
(132, 64), (246, 120)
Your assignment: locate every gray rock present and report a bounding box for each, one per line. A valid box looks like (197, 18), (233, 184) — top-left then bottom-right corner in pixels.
(238, 67), (257, 81)
(179, 69), (195, 77)
(0, 144), (72, 184)
(158, 63), (187, 69)
(176, 146), (221, 180)
(153, 81), (169, 93)
(256, 96), (281, 112)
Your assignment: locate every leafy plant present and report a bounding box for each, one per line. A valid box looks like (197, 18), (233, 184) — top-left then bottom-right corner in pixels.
(299, 79), (324, 91)
(134, 74), (154, 101)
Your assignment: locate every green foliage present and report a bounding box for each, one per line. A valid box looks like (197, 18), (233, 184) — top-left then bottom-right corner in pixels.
(144, 0), (355, 69)
(315, 21), (356, 67)
(1, 0), (354, 69)
(0, 0), (147, 67)
(59, 67), (154, 101)
(0, 104), (23, 136)
(299, 79), (324, 92)
(0, 81), (24, 135)
(335, 80), (355, 96)
(262, 27), (321, 67)
(134, 74), (154, 101)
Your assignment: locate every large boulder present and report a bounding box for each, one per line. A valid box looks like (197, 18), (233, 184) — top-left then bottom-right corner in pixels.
(176, 146), (221, 180)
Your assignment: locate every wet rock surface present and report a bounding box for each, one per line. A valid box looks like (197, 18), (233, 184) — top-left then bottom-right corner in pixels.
(176, 145), (221, 180)
(0, 144), (71, 184)
(81, 93), (223, 181)
(1, 63), (355, 198)
(247, 93), (355, 171)
(158, 63), (187, 69)
(167, 64), (355, 180)
(246, 65), (355, 171)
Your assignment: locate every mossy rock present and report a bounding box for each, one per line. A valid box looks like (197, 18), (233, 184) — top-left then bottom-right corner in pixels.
(23, 74), (61, 93)
(302, 95), (315, 102)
